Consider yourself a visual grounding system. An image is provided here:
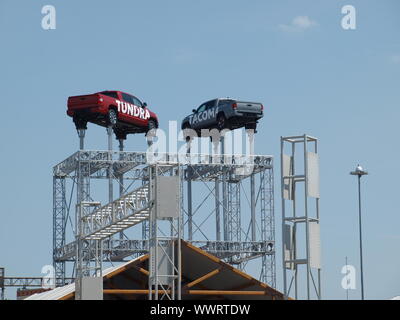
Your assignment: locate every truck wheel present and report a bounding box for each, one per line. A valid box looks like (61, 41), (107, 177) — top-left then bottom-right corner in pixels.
(217, 114), (228, 130)
(182, 123), (192, 142)
(146, 120), (157, 137)
(107, 109), (118, 127)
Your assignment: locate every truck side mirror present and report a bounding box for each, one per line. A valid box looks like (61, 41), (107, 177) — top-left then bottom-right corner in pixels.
(143, 102), (147, 107)
(192, 109), (197, 113)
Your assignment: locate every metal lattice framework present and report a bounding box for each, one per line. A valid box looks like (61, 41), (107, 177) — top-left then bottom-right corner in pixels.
(148, 164), (182, 300)
(281, 135), (321, 300)
(53, 177), (66, 286)
(53, 149), (276, 295)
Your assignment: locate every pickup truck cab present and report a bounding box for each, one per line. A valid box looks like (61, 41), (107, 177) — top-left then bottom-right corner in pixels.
(67, 90), (158, 138)
(181, 98), (263, 134)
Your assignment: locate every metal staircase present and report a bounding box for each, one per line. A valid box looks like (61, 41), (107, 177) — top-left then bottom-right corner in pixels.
(80, 183), (150, 241)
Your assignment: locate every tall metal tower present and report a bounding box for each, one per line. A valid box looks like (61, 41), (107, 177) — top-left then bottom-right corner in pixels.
(280, 134), (321, 300)
(148, 163), (182, 300)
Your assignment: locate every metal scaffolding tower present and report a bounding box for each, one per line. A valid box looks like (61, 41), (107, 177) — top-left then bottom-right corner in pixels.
(53, 177), (66, 286)
(148, 164), (182, 300)
(52, 134), (276, 297)
(281, 134), (321, 300)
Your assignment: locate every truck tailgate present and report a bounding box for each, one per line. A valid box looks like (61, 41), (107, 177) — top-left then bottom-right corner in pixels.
(68, 94), (100, 109)
(236, 101), (263, 114)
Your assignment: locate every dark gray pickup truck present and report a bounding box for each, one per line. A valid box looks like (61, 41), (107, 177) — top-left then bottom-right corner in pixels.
(181, 98), (264, 134)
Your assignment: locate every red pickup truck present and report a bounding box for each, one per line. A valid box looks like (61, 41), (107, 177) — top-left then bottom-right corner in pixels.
(67, 90), (159, 138)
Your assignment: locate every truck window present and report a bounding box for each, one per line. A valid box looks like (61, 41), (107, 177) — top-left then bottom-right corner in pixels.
(132, 96), (142, 107)
(218, 99), (233, 107)
(205, 100), (216, 109)
(101, 91), (118, 99)
(196, 104), (207, 113)
(122, 93), (133, 104)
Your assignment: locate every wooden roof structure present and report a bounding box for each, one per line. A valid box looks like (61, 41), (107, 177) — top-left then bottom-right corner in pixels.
(27, 240), (284, 300)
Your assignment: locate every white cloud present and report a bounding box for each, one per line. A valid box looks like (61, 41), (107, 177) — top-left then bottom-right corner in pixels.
(279, 16), (318, 32)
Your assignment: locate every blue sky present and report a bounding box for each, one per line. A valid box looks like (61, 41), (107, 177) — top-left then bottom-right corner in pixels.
(0, 0), (399, 299)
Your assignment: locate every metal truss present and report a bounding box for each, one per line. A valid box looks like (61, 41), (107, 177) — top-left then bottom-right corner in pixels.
(53, 177), (66, 286)
(184, 156), (276, 287)
(0, 266), (74, 301)
(260, 168), (276, 288)
(53, 150), (276, 291)
(1, 277), (74, 288)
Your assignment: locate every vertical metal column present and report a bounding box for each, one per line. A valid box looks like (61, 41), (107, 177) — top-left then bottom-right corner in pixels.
(250, 174), (256, 241)
(221, 137), (229, 241)
(187, 167), (193, 241)
(186, 138), (193, 241)
(227, 181), (241, 243)
(260, 165), (276, 288)
(76, 142), (91, 279)
(107, 127), (113, 207)
(248, 129), (256, 242)
(215, 178), (221, 241)
(77, 129), (85, 150)
(148, 164), (182, 300)
(118, 139), (125, 240)
(213, 140), (221, 241)
(281, 135), (321, 300)
(53, 176), (66, 286)
(75, 129), (103, 298)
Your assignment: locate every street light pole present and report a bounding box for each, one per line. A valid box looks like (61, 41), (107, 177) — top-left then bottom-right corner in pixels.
(350, 164), (368, 300)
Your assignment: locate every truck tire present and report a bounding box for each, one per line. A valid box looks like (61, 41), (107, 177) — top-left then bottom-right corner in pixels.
(107, 109), (118, 127)
(217, 114), (229, 130)
(182, 123), (192, 142)
(146, 120), (157, 137)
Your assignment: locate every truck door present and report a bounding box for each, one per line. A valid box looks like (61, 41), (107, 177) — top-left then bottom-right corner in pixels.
(191, 103), (206, 129)
(202, 99), (218, 128)
(132, 96), (147, 126)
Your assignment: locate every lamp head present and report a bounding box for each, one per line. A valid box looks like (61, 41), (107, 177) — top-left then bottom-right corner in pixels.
(350, 164), (368, 176)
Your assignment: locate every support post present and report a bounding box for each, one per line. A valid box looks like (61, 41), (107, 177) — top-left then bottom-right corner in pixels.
(118, 138), (124, 240)
(221, 137), (228, 241)
(107, 127), (113, 206)
(53, 176), (66, 287)
(250, 173), (256, 241)
(186, 139), (193, 241)
(77, 129), (86, 150)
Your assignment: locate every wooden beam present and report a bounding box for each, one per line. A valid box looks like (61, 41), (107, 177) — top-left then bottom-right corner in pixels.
(103, 289), (268, 296)
(104, 254), (149, 280)
(58, 292), (74, 300)
(134, 266), (150, 276)
(181, 275), (225, 300)
(187, 290), (267, 296)
(104, 289), (169, 295)
(184, 268), (221, 289)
